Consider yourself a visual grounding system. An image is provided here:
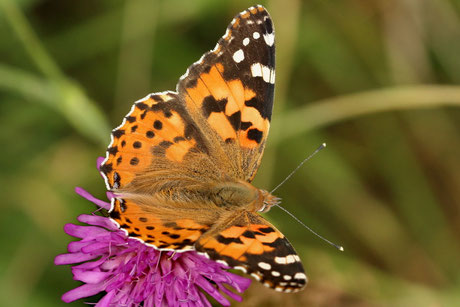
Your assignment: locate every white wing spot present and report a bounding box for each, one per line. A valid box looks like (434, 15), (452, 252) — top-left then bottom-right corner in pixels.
(286, 255), (296, 264)
(250, 63), (263, 77)
(233, 49), (245, 63)
(270, 69), (276, 84)
(261, 65), (271, 83)
(250, 63), (275, 84)
(263, 32), (275, 46)
(258, 262), (272, 270)
(294, 272), (307, 280)
(223, 28), (231, 40)
(251, 273), (261, 281)
(283, 275), (292, 280)
(243, 37), (250, 46)
(271, 271), (280, 277)
(216, 260), (228, 266)
(253, 32), (260, 39)
(275, 256), (287, 264)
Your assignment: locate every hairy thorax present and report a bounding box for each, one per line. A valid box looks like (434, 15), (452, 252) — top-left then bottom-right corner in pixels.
(210, 180), (280, 212)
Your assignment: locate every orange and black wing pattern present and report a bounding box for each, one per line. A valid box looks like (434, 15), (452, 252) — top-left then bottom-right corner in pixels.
(196, 212), (307, 292)
(177, 5), (275, 182)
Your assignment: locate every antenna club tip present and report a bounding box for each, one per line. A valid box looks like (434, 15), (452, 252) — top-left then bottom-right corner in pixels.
(322, 143), (327, 147)
(339, 246), (344, 252)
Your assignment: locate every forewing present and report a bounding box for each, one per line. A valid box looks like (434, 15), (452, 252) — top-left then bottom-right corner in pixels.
(195, 212), (307, 292)
(177, 5), (275, 182)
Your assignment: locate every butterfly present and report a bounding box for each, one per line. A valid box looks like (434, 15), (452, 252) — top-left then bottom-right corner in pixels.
(100, 5), (306, 293)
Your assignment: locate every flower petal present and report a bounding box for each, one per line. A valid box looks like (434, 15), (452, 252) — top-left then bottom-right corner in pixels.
(72, 269), (111, 283)
(77, 214), (118, 230)
(55, 252), (99, 265)
(64, 223), (109, 238)
(61, 282), (106, 303)
(95, 290), (116, 307)
(75, 187), (111, 210)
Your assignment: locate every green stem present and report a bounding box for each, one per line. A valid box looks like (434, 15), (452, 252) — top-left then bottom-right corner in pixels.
(271, 85), (460, 145)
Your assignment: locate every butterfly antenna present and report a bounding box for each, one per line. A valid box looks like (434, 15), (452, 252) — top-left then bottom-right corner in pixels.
(270, 143), (343, 251)
(270, 143), (327, 194)
(274, 203), (344, 251)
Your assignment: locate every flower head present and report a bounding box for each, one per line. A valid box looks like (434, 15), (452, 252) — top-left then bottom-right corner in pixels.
(55, 158), (251, 307)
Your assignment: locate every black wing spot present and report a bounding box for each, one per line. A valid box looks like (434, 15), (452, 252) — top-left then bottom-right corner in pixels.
(227, 111), (241, 131)
(133, 141), (142, 149)
(130, 157), (139, 165)
(125, 116), (136, 123)
(173, 136), (185, 143)
(216, 235), (243, 244)
(137, 102), (148, 110)
(146, 130), (155, 138)
(153, 120), (163, 130)
(107, 146), (118, 155)
(242, 230), (256, 238)
(100, 163), (113, 174)
(247, 128), (263, 143)
(258, 227), (275, 233)
(110, 209), (121, 219)
(202, 96), (228, 117)
(149, 94), (163, 101)
(240, 121), (252, 130)
(112, 129), (125, 138)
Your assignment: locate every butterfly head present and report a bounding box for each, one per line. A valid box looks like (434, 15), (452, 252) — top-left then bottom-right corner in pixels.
(258, 189), (281, 213)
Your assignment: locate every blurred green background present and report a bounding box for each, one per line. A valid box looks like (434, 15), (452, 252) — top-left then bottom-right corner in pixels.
(1, 0), (460, 306)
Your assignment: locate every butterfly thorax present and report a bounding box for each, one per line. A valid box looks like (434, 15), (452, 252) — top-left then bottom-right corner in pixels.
(211, 180), (279, 213)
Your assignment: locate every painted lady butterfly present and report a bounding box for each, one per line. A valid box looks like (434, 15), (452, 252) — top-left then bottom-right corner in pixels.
(100, 5), (307, 292)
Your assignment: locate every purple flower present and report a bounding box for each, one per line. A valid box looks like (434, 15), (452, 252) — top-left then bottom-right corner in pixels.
(55, 158), (251, 307)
